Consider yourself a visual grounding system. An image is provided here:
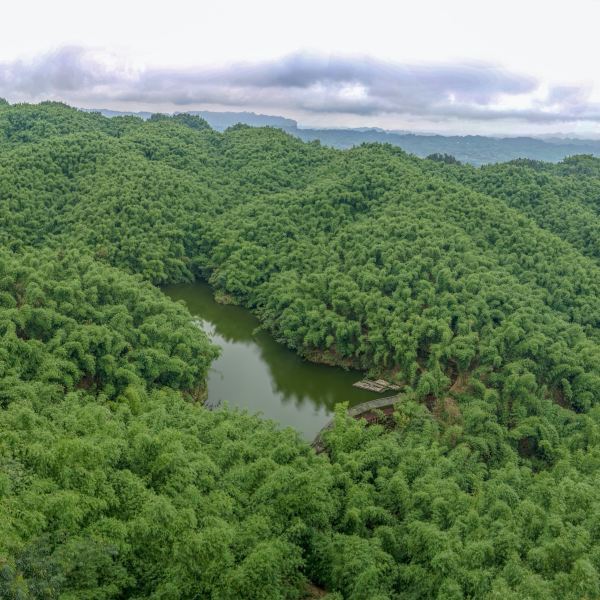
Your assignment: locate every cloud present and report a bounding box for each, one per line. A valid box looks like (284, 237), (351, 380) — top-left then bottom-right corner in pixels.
(0, 47), (123, 95)
(1, 46), (599, 125)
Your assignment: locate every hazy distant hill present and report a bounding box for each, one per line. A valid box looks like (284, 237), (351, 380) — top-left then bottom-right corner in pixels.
(83, 108), (155, 120)
(187, 110), (297, 130)
(85, 107), (600, 165)
(290, 129), (600, 165)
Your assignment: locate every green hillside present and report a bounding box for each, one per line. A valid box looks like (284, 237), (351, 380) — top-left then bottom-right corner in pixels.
(91, 107), (600, 166)
(3, 101), (600, 599)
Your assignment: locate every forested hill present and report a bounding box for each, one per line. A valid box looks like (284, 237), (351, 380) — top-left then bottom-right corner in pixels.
(3, 101), (600, 598)
(86, 108), (298, 130)
(90, 107), (600, 164)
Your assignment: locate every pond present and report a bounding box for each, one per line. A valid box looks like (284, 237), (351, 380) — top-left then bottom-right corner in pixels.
(164, 282), (384, 439)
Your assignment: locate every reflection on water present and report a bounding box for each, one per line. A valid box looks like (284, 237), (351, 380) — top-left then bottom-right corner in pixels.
(163, 282), (383, 439)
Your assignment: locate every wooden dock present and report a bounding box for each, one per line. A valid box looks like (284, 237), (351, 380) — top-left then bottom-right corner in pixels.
(353, 378), (401, 393)
(312, 394), (402, 453)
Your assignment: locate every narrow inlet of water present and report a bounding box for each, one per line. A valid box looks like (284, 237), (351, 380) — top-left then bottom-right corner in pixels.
(164, 282), (384, 439)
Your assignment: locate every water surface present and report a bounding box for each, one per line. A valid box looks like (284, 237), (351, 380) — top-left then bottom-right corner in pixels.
(164, 282), (382, 439)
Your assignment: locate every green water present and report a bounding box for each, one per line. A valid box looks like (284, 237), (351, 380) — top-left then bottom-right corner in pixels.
(164, 282), (383, 439)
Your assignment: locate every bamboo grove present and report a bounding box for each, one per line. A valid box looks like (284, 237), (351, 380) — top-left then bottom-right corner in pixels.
(2, 101), (600, 598)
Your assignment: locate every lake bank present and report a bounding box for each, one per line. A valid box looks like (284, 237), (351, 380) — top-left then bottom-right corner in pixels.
(164, 281), (385, 439)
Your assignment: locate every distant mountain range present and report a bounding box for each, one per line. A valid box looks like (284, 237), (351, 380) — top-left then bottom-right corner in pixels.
(84, 108), (600, 165)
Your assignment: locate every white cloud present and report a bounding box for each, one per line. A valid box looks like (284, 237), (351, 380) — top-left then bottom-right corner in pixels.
(1, 47), (600, 133)
(0, 0), (599, 134)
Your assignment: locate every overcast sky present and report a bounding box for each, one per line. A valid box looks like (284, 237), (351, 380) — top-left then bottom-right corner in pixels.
(2, 0), (600, 135)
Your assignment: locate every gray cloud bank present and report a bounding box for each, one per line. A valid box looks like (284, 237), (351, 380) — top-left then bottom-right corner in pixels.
(1, 46), (599, 125)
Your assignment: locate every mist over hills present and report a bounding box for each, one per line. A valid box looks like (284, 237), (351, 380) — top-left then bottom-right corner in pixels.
(85, 107), (600, 165)
(290, 128), (600, 165)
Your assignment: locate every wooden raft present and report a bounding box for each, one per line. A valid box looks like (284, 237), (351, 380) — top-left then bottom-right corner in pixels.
(353, 378), (401, 393)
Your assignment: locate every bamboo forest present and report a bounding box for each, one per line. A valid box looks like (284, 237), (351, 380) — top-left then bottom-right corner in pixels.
(3, 100), (600, 599)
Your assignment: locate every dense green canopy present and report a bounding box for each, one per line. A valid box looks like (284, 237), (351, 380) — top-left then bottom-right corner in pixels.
(2, 101), (600, 598)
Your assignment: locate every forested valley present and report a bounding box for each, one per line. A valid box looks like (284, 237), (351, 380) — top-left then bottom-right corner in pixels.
(3, 101), (600, 598)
